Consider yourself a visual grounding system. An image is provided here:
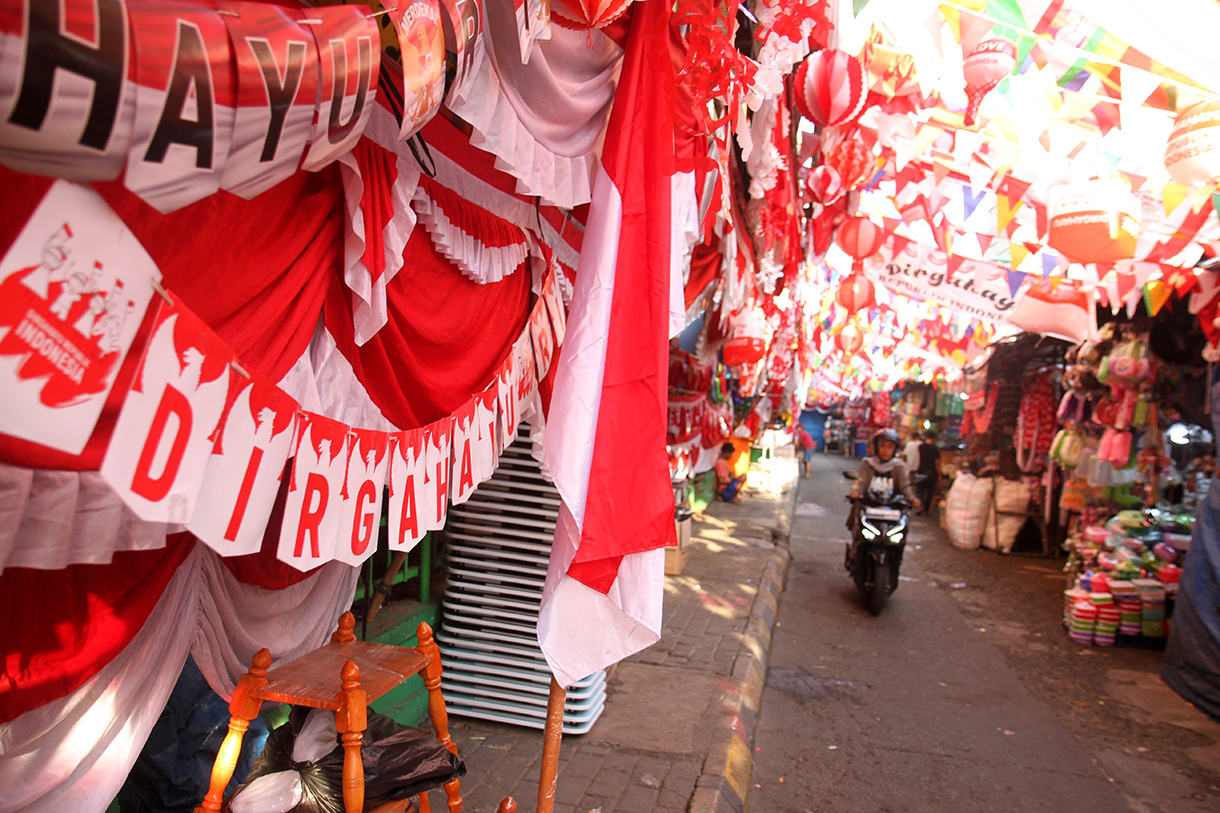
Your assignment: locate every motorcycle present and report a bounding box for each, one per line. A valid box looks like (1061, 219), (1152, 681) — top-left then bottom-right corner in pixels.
(843, 471), (922, 616)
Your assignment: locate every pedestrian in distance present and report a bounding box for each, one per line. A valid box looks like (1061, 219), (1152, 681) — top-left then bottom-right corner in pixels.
(915, 430), (942, 514)
(795, 424), (816, 478)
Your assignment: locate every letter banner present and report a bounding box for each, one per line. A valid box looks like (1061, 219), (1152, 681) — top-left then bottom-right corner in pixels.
(863, 236), (1028, 324)
(188, 370), (298, 557)
(449, 395), (481, 506)
(125, 1), (237, 214)
(278, 411), (349, 571)
(495, 354), (517, 454)
(334, 427), (390, 566)
(529, 295), (555, 379)
(0, 0), (137, 180)
(300, 5), (380, 172)
(541, 268), (566, 346)
(0, 180), (158, 454)
(219, 1), (320, 200)
(99, 295), (232, 523)
(387, 426), (427, 552)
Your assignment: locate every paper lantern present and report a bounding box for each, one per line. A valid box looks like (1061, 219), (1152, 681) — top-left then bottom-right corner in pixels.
(824, 137), (874, 190)
(551, 0), (634, 29)
(722, 310), (767, 366)
(1164, 101), (1220, 187)
(962, 39), (1016, 127)
(837, 216), (887, 271)
(1047, 179), (1141, 264)
(835, 322), (865, 356)
(794, 50), (868, 128)
(806, 165), (844, 205)
(836, 273), (875, 313)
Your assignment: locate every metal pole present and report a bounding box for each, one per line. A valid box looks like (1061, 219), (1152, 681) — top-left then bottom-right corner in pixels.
(536, 676), (567, 813)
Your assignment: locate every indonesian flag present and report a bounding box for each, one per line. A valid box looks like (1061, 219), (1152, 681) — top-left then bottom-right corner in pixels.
(539, 0), (678, 689)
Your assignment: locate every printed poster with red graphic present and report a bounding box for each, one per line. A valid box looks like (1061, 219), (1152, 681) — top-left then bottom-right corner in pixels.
(188, 371), (298, 557)
(99, 297), (231, 523)
(387, 427), (428, 552)
(334, 427), (389, 567)
(278, 412), (349, 571)
(0, 181), (158, 454)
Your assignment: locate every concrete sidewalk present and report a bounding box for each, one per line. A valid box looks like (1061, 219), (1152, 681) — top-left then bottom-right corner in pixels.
(446, 482), (796, 813)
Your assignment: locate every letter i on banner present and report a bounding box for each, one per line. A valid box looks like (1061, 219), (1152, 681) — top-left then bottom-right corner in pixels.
(124, 2), (236, 213)
(100, 295), (231, 523)
(278, 412), (348, 570)
(0, 181), (158, 454)
(387, 427), (427, 552)
(334, 427), (389, 567)
(218, 1), (319, 199)
(189, 370), (298, 556)
(449, 396), (479, 506)
(0, 0), (136, 179)
(299, 5), (379, 172)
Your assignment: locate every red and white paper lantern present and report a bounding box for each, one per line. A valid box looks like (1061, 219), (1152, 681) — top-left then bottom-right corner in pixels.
(1047, 179), (1141, 265)
(835, 322), (865, 356)
(962, 39), (1016, 127)
(806, 165), (844, 205)
(1164, 100), (1220, 187)
(835, 273), (875, 313)
(794, 50), (868, 129)
(836, 216), (887, 271)
(550, 0), (634, 29)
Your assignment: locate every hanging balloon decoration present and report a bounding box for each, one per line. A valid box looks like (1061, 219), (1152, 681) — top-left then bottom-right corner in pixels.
(1047, 179), (1141, 264)
(836, 216), (887, 271)
(722, 309), (768, 366)
(794, 49), (868, 128)
(835, 321), (866, 356)
(551, 0), (634, 29)
(806, 165), (845, 205)
(962, 39), (1017, 126)
(1164, 100), (1220, 186)
(835, 273), (875, 313)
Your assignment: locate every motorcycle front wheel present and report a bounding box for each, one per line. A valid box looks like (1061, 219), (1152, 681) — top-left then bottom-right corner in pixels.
(867, 559), (890, 616)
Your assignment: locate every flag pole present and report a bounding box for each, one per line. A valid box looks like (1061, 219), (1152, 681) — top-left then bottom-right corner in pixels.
(536, 676), (567, 813)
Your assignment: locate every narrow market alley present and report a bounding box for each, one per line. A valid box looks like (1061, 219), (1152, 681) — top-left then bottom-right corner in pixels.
(750, 452), (1220, 813)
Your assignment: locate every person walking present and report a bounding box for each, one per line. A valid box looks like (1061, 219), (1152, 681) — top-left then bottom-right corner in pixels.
(915, 431), (942, 514)
(795, 424), (816, 478)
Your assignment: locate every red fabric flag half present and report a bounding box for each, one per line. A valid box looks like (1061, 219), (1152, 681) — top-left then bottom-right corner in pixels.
(539, 0), (677, 688)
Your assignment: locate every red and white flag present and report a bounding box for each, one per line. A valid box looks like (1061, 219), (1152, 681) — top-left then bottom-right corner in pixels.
(539, 0), (677, 689)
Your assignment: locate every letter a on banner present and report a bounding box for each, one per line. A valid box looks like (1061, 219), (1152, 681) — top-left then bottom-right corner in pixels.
(125, 1), (236, 213)
(450, 396), (483, 506)
(334, 427), (389, 567)
(387, 427), (427, 552)
(100, 296), (231, 523)
(189, 371), (298, 556)
(0, 181), (158, 454)
(0, 0), (136, 180)
(219, 2), (320, 199)
(278, 412), (348, 570)
(299, 5), (379, 172)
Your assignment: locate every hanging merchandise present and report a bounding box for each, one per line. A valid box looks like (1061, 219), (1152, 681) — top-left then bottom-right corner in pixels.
(793, 49), (868, 129)
(961, 39), (1016, 127)
(723, 309), (767, 366)
(972, 382), (1001, 435)
(1047, 179), (1141, 265)
(836, 216), (886, 272)
(1163, 100), (1220, 187)
(835, 272), (875, 313)
(1013, 375), (1058, 473)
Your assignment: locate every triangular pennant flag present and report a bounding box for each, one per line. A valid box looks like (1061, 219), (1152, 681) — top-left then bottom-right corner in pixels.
(1096, 283), (1110, 310)
(1033, 201), (1048, 239)
(914, 124), (941, 157)
(1163, 183), (1190, 217)
(1164, 265), (1199, 297)
(1010, 241), (1030, 271)
(962, 185), (986, 221)
(1144, 280), (1171, 316)
(946, 253), (966, 283)
(1213, 192), (1220, 226)
(1115, 268), (1136, 301)
(995, 173), (1032, 203)
(1006, 270), (1027, 299)
(977, 231), (994, 255)
(1040, 252), (1058, 279)
(1023, 241), (1042, 256)
(996, 193), (1023, 234)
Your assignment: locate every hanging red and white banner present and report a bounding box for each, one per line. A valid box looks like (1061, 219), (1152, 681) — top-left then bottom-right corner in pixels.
(529, 297), (555, 379)
(334, 427), (390, 566)
(99, 296), (231, 523)
(218, 1), (319, 199)
(473, 385), (498, 480)
(278, 411), (349, 571)
(0, 0), (136, 180)
(300, 5), (379, 172)
(495, 353), (518, 453)
(449, 393), (496, 506)
(390, 0), (446, 139)
(0, 181), (158, 454)
(387, 426), (428, 552)
(124, 1), (236, 213)
(541, 269), (567, 347)
(419, 417), (452, 530)
(514, 328), (537, 406)
(188, 371), (298, 557)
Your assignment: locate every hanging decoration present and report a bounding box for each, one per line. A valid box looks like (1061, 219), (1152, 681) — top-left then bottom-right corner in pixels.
(1047, 179), (1141, 265)
(722, 308), (767, 367)
(823, 136), (874, 191)
(806, 165), (844, 205)
(1164, 100), (1220, 187)
(550, 0), (635, 29)
(835, 272), (875, 313)
(962, 39), (1016, 127)
(836, 216), (886, 272)
(793, 49), (868, 129)
(835, 320), (865, 356)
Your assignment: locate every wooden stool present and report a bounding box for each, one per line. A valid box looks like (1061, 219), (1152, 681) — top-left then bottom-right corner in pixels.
(195, 613), (515, 813)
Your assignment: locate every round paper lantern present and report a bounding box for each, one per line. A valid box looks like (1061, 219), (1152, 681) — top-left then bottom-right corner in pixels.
(836, 273), (875, 313)
(836, 216), (886, 271)
(824, 137), (874, 190)
(806, 165), (844, 205)
(551, 0), (633, 29)
(1047, 179), (1141, 264)
(835, 322), (865, 356)
(962, 39), (1016, 126)
(1164, 101), (1220, 186)
(794, 50), (868, 128)
(722, 310), (767, 367)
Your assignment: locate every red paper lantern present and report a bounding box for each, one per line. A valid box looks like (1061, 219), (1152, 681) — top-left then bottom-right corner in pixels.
(1047, 179), (1141, 264)
(551, 0), (634, 29)
(806, 165), (844, 205)
(1164, 100), (1220, 186)
(824, 137), (874, 190)
(836, 216), (886, 271)
(836, 273), (875, 313)
(835, 322), (865, 356)
(794, 49), (867, 128)
(962, 39), (1016, 126)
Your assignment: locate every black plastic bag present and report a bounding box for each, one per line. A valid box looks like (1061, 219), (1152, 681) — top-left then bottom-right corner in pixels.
(225, 706), (465, 813)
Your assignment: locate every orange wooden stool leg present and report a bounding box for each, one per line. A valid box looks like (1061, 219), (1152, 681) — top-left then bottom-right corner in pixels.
(196, 649), (271, 813)
(337, 658), (368, 813)
(416, 622), (462, 813)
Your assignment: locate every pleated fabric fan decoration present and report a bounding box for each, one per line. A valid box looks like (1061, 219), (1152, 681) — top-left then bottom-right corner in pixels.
(551, 0), (635, 28)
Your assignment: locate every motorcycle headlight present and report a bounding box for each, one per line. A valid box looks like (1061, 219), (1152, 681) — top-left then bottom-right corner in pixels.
(886, 524), (906, 539)
(860, 519), (880, 539)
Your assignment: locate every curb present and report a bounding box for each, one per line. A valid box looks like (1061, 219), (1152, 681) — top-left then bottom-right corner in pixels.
(690, 485), (796, 813)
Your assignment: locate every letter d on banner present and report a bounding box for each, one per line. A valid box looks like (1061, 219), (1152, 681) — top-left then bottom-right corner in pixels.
(100, 296), (231, 522)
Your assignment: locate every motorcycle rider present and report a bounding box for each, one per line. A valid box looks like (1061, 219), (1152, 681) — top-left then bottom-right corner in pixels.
(847, 428), (921, 534)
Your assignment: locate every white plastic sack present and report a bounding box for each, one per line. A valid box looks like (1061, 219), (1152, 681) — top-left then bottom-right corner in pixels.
(229, 772), (304, 813)
(945, 474), (993, 551)
(984, 478), (1031, 554)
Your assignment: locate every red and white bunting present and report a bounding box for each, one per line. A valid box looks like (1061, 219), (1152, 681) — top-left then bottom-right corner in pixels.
(0, 181), (158, 454)
(418, 417), (452, 531)
(529, 296), (555, 379)
(449, 394), (496, 506)
(334, 427), (390, 567)
(277, 411), (349, 571)
(0, 0), (137, 180)
(541, 268), (567, 346)
(495, 355), (518, 453)
(124, 1), (236, 213)
(99, 297), (231, 523)
(188, 371), (298, 557)
(300, 5), (379, 172)
(387, 427), (428, 552)
(218, 1), (320, 200)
